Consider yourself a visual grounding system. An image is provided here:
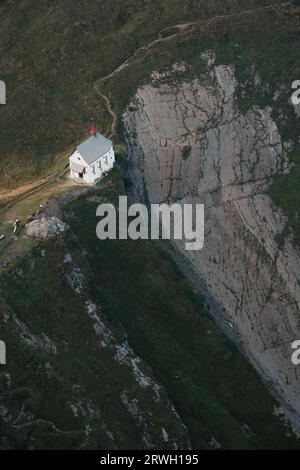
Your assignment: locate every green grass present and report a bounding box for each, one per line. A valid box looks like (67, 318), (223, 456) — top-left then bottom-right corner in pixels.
(0, 0), (286, 187)
(269, 146), (300, 249)
(63, 170), (300, 450)
(1, 169), (300, 449)
(1, 0), (300, 451)
(101, 2), (300, 145)
(0, 232), (190, 449)
(182, 146), (192, 160)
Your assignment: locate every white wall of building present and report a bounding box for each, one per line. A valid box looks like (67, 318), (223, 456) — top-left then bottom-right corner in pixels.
(69, 146), (115, 184)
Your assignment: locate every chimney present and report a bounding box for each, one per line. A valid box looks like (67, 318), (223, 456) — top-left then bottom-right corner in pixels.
(90, 119), (97, 137)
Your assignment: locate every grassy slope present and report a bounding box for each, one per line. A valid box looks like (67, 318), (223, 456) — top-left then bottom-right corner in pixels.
(63, 169), (300, 450)
(1, 169), (299, 449)
(0, 227), (190, 450)
(269, 146), (300, 248)
(0, 0), (277, 187)
(2, 0), (298, 250)
(0, 0), (300, 450)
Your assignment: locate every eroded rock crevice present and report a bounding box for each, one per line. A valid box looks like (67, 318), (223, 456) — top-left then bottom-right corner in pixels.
(123, 56), (300, 431)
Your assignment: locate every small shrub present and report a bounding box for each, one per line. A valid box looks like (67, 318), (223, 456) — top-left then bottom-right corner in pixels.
(182, 145), (192, 160)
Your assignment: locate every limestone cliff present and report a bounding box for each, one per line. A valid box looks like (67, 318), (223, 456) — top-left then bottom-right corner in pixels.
(123, 55), (300, 432)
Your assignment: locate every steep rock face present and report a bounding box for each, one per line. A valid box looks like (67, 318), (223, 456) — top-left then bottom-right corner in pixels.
(123, 56), (300, 430)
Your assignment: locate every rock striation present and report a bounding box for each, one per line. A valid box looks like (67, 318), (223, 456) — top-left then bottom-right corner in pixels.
(123, 55), (300, 431)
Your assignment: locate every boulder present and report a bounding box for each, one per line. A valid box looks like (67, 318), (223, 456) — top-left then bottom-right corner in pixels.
(26, 217), (67, 239)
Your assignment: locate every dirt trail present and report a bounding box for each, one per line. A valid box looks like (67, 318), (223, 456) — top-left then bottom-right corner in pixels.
(94, 1), (291, 138)
(0, 2), (291, 218)
(0, 165), (69, 216)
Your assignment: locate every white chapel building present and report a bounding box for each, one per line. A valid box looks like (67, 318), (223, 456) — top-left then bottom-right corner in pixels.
(69, 128), (115, 184)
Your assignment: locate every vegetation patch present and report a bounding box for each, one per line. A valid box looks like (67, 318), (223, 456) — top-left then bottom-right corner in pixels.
(182, 146), (192, 160)
(269, 145), (300, 250)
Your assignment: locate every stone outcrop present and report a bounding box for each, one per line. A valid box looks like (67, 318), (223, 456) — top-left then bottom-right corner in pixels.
(123, 56), (300, 431)
(26, 217), (67, 239)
